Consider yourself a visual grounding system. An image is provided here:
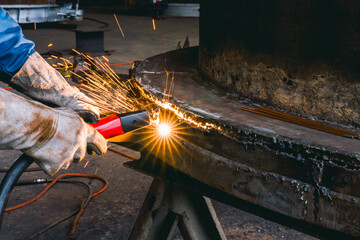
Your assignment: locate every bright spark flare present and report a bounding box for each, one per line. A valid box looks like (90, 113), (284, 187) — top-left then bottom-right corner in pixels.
(69, 50), (224, 162)
(71, 51), (223, 131)
(158, 123), (171, 137)
(48, 43), (53, 47)
(134, 110), (191, 162)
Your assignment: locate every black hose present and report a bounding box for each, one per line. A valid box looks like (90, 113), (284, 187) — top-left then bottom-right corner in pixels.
(0, 154), (34, 227)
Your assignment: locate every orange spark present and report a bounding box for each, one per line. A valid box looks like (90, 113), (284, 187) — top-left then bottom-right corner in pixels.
(152, 19), (156, 31)
(72, 49), (81, 55)
(102, 56), (109, 62)
(114, 14), (125, 38)
(83, 160), (89, 168)
(71, 51), (223, 135)
(48, 43), (53, 47)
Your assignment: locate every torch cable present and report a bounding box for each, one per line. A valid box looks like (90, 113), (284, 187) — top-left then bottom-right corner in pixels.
(67, 197), (86, 239)
(0, 155), (34, 226)
(5, 173), (108, 211)
(29, 179), (93, 240)
(3, 173), (107, 239)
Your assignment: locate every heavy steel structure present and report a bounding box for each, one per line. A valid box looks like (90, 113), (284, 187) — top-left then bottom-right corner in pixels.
(118, 47), (360, 239)
(1, 1), (82, 23)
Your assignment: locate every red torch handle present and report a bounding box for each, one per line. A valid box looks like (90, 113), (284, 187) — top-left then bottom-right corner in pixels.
(89, 115), (124, 139)
(89, 110), (150, 139)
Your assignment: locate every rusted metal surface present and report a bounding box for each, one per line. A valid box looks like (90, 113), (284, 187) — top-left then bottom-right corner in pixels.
(117, 47), (360, 238)
(135, 48), (360, 156)
(241, 107), (360, 139)
(117, 125), (360, 239)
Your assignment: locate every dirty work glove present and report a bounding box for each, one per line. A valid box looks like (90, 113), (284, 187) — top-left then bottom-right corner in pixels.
(0, 88), (107, 175)
(10, 51), (99, 123)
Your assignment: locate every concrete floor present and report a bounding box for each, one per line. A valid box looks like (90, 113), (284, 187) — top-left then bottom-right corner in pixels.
(0, 10), (317, 240)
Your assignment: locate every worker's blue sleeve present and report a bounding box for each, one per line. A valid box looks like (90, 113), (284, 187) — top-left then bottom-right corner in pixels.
(0, 7), (35, 78)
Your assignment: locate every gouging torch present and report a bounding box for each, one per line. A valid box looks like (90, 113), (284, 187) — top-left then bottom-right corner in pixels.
(90, 110), (150, 139)
(0, 110), (150, 226)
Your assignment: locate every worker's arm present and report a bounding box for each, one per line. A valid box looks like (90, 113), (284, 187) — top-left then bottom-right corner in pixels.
(0, 7), (34, 78)
(0, 7), (99, 123)
(0, 88), (107, 175)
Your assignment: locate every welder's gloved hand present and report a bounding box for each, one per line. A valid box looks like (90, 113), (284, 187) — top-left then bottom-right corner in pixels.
(0, 88), (107, 175)
(10, 51), (99, 123)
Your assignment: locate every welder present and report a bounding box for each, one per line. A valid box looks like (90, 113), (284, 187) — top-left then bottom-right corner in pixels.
(0, 7), (108, 175)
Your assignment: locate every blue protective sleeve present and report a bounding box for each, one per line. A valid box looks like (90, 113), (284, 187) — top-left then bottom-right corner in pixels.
(0, 7), (35, 77)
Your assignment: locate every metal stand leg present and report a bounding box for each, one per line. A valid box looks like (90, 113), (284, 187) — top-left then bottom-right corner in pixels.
(129, 178), (227, 240)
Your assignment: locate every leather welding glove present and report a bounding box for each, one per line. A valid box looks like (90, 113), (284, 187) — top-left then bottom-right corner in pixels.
(10, 51), (99, 123)
(0, 88), (107, 175)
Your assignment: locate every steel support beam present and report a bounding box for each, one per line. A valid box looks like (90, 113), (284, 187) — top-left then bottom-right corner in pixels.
(129, 178), (226, 240)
